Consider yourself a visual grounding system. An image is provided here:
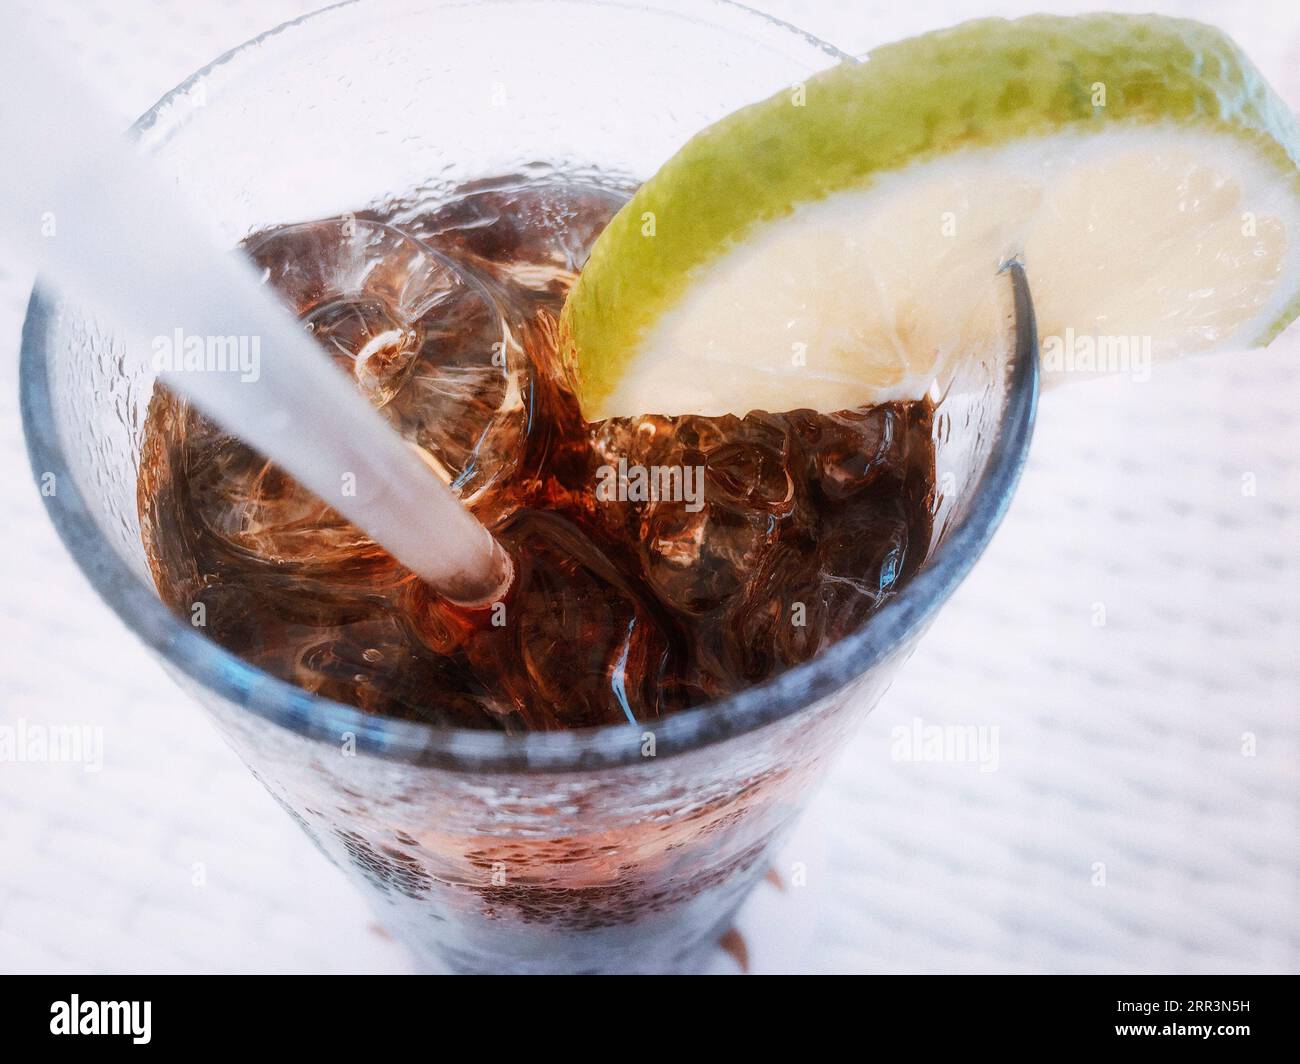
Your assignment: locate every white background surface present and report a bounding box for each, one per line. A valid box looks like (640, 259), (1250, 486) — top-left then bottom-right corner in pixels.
(1, 0), (1297, 974)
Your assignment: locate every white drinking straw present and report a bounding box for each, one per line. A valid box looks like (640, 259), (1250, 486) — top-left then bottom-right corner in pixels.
(0, 19), (513, 606)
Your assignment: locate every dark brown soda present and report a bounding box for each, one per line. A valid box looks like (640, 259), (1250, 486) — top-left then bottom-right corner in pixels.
(138, 178), (937, 732)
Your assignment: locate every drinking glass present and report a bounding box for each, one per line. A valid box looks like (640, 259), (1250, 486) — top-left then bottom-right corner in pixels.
(20, 0), (1038, 973)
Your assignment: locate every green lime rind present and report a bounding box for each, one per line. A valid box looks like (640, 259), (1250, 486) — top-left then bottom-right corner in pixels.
(562, 13), (1300, 418)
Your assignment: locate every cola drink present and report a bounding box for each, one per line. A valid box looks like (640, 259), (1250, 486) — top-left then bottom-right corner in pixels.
(138, 178), (937, 732)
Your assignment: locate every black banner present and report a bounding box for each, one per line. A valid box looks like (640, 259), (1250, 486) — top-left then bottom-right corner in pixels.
(0, 975), (1292, 1049)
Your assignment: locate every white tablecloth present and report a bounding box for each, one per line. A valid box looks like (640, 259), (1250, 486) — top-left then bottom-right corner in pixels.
(1, 0), (1297, 973)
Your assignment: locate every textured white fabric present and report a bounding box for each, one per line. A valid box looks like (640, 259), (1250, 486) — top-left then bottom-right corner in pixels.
(0, 0), (1296, 974)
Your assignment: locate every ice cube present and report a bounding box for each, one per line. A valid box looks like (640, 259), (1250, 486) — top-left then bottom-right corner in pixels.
(243, 217), (528, 515)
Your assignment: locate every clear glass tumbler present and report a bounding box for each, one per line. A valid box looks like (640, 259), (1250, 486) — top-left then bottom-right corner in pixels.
(20, 0), (1039, 973)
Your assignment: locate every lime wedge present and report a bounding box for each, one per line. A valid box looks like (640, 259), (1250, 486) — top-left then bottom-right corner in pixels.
(561, 14), (1300, 420)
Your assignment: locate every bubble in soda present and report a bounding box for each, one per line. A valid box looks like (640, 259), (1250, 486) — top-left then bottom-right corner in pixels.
(138, 176), (937, 732)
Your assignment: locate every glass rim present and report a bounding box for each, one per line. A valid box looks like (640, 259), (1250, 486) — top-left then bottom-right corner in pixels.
(18, 0), (1039, 774)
